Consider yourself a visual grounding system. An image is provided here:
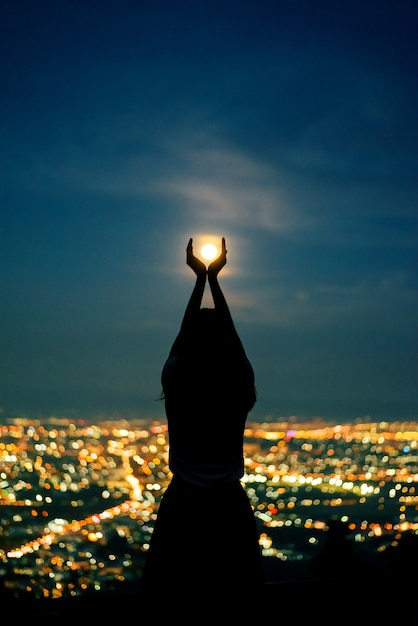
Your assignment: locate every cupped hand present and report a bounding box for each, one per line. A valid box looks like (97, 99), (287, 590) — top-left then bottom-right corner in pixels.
(186, 238), (207, 277)
(208, 237), (227, 277)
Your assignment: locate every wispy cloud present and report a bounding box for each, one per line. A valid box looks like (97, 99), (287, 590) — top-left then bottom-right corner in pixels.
(164, 147), (295, 233)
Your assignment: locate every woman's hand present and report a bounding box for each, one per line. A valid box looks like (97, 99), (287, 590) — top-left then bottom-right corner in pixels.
(208, 237), (227, 278)
(186, 238), (207, 277)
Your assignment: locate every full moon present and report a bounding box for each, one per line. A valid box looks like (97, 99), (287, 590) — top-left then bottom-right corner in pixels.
(201, 243), (218, 260)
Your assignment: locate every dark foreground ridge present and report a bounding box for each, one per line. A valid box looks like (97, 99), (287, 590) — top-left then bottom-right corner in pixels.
(6, 575), (418, 622)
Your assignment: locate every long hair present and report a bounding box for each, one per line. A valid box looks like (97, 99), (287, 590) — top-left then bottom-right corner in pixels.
(161, 308), (257, 412)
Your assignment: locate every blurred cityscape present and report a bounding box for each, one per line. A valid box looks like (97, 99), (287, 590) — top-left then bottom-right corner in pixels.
(1, 415), (418, 603)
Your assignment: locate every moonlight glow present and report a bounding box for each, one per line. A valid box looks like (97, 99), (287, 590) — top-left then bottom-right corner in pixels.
(201, 243), (218, 260)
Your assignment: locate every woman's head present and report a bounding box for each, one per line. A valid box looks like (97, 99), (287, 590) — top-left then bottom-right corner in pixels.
(162, 306), (256, 410)
(189, 308), (230, 348)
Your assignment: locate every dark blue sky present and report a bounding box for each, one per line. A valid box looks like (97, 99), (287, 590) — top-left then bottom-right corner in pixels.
(1, 0), (417, 421)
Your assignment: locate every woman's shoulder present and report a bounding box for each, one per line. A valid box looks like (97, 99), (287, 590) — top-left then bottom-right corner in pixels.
(162, 355), (180, 376)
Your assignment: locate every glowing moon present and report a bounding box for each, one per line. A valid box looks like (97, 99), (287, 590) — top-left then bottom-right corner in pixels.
(201, 243), (218, 260)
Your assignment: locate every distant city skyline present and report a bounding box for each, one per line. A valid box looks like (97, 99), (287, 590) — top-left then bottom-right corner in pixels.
(2, 1), (417, 422)
(2, 414), (418, 610)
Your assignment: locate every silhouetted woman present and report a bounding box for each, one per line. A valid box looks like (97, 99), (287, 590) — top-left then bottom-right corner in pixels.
(140, 237), (263, 606)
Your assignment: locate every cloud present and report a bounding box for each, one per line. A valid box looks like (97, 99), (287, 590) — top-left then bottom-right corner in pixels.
(160, 144), (309, 234)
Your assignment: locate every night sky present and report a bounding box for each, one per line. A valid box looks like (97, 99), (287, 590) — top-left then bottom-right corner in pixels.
(1, 1), (417, 422)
